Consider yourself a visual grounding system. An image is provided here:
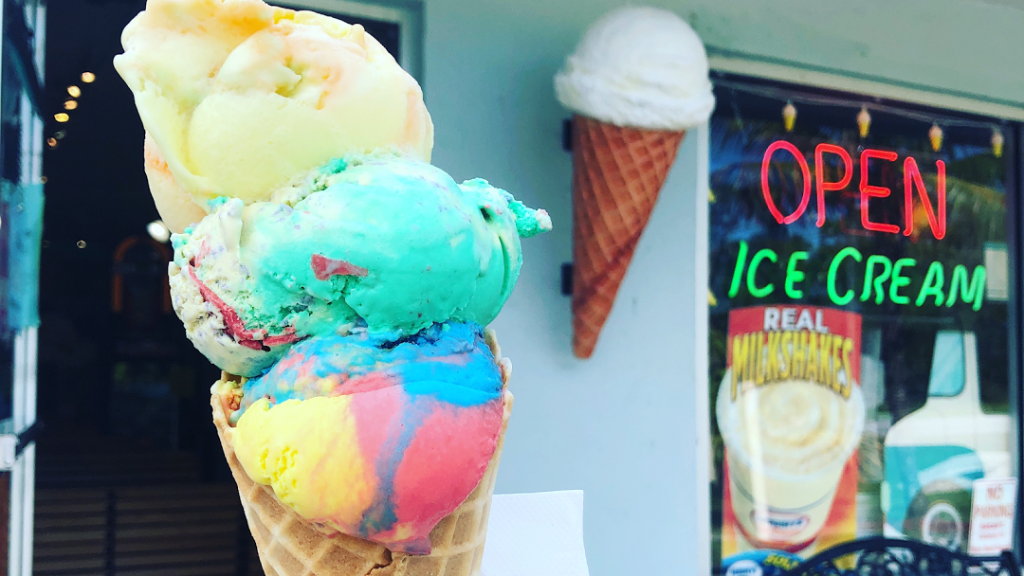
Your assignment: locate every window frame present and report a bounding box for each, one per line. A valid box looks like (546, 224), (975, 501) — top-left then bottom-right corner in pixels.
(705, 73), (1024, 568)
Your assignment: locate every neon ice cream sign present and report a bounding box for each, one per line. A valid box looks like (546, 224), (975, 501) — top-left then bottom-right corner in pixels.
(728, 141), (986, 309)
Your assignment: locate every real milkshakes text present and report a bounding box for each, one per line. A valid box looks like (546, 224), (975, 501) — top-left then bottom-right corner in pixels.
(728, 141), (986, 311)
(730, 307), (855, 402)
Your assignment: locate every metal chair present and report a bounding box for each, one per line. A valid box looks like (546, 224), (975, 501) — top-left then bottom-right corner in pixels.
(780, 537), (1021, 576)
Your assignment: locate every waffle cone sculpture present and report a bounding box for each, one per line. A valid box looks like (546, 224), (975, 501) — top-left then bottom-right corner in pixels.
(556, 7), (716, 358)
(570, 115), (685, 358)
(212, 333), (514, 576)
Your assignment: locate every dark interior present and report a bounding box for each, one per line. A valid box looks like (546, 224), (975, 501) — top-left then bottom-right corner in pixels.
(35, 0), (400, 573)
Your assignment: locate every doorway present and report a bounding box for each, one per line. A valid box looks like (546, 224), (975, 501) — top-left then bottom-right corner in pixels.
(33, 0), (415, 573)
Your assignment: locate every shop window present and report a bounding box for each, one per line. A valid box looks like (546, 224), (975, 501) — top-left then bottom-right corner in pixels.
(709, 75), (1020, 571)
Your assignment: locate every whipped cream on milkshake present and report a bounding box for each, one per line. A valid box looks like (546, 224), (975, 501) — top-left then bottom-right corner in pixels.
(718, 374), (866, 550)
(726, 380), (864, 476)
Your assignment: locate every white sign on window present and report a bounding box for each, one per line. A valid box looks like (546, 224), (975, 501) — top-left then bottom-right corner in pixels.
(968, 477), (1018, 556)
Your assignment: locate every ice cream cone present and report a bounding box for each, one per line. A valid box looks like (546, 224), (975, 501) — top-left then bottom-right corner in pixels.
(570, 114), (685, 358)
(211, 333), (513, 576)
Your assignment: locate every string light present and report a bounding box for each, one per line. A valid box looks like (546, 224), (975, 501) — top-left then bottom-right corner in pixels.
(717, 80), (1009, 157)
(929, 123), (943, 152)
(54, 113), (69, 123)
(54, 130), (66, 139)
(857, 106), (872, 138)
(77, 240), (87, 249)
(782, 100), (797, 132)
(67, 85), (81, 98)
(716, 79), (1000, 131)
(46, 137), (57, 148)
(81, 72), (95, 83)
(991, 128), (1004, 158)
(64, 100), (77, 110)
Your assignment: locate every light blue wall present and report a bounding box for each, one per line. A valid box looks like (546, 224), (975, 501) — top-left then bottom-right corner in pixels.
(691, 0), (1024, 109)
(419, 1), (1024, 574)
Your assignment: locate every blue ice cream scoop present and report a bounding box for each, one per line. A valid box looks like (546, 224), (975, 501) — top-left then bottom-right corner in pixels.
(168, 154), (550, 376)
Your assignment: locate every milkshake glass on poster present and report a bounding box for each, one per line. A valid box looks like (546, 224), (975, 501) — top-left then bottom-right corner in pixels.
(717, 306), (866, 555)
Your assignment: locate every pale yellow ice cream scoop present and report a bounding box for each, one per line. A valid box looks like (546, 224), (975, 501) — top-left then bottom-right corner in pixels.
(115, 0), (434, 232)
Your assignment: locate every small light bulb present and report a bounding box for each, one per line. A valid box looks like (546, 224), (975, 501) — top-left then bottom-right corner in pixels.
(857, 106), (872, 138)
(40, 176), (47, 184)
(55, 130), (66, 139)
(77, 240), (87, 249)
(147, 220), (171, 243)
(782, 101), (797, 132)
(46, 137), (57, 148)
(64, 100), (77, 110)
(929, 123), (943, 152)
(81, 72), (95, 83)
(992, 128), (1004, 158)
(54, 113), (69, 123)
(67, 85), (81, 98)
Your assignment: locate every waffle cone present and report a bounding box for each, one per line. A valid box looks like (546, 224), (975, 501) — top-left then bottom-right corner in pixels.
(211, 333), (514, 576)
(570, 114), (685, 358)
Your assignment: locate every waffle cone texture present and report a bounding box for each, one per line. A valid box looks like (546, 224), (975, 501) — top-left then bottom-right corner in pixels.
(211, 334), (514, 576)
(570, 114), (685, 358)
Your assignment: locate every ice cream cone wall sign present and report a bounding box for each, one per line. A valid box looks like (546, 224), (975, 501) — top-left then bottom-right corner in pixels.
(555, 7), (715, 358)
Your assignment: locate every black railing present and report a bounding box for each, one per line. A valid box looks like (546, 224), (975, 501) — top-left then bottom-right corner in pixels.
(781, 537), (1021, 576)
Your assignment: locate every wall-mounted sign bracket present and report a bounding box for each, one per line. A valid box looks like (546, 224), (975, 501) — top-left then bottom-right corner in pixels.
(0, 420), (42, 471)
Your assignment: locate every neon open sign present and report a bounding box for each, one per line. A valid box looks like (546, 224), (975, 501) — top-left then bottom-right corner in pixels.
(761, 141), (945, 238)
(727, 141), (985, 309)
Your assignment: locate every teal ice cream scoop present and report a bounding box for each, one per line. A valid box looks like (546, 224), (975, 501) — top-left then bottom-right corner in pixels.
(168, 154), (550, 377)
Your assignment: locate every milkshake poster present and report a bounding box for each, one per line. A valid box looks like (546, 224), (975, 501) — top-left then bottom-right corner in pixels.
(718, 305), (865, 561)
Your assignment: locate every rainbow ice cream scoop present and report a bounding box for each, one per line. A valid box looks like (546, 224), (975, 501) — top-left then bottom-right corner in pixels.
(114, 0), (434, 232)
(219, 322), (506, 553)
(169, 155), (550, 377)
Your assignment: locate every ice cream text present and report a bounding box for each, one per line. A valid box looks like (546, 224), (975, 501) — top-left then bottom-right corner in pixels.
(728, 241), (985, 311)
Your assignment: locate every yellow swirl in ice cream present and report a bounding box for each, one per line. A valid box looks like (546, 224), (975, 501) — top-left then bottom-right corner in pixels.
(721, 380), (865, 476)
(114, 0), (433, 232)
(143, 133), (207, 234)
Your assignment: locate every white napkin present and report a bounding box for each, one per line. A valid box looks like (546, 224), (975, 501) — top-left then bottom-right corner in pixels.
(481, 491), (590, 576)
